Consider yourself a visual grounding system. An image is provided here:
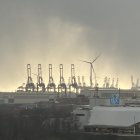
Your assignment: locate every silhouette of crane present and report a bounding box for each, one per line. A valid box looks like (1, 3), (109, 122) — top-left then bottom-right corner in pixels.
(58, 64), (67, 94)
(37, 64), (45, 92)
(80, 55), (100, 87)
(47, 64), (56, 92)
(69, 64), (78, 92)
(25, 64), (35, 92)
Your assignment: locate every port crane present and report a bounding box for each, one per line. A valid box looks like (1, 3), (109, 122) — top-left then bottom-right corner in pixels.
(58, 64), (67, 94)
(115, 78), (119, 88)
(37, 64), (45, 92)
(82, 76), (86, 87)
(25, 64), (35, 92)
(69, 64), (78, 93)
(47, 64), (56, 92)
(78, 76), (82, 87)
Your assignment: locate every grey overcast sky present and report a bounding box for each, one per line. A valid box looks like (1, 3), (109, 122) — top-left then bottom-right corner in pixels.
(0, 0), (140, 90)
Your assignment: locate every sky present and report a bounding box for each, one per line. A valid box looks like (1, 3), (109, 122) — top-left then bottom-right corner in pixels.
(0, 0), (140, 91)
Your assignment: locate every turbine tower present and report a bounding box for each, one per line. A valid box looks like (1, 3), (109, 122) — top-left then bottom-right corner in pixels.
(80, 55), (100, 87)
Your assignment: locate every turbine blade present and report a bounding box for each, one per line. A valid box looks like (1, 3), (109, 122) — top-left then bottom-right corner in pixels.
(79, 59), (91, 64)
(92, 54), (101, 64)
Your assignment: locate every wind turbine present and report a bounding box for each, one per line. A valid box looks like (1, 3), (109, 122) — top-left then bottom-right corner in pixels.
(80, 55), (100, 87)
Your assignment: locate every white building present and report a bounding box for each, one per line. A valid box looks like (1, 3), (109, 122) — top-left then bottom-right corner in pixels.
(88, 106), (140, 127)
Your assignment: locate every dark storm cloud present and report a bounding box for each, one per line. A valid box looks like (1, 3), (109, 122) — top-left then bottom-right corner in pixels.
(0, 0), (140, 90)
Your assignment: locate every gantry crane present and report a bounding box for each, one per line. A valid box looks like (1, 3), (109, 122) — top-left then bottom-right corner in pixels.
(82, 76), (86, 87)
(69, 64), (78, 92)
(78, 76), (82, 87)
(47, 64), (56, 92)
(115, 78), (119, 88)
(58, 64), (67, 94)
(37, 64), (45, 92)
(25, 64), (35, 92)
